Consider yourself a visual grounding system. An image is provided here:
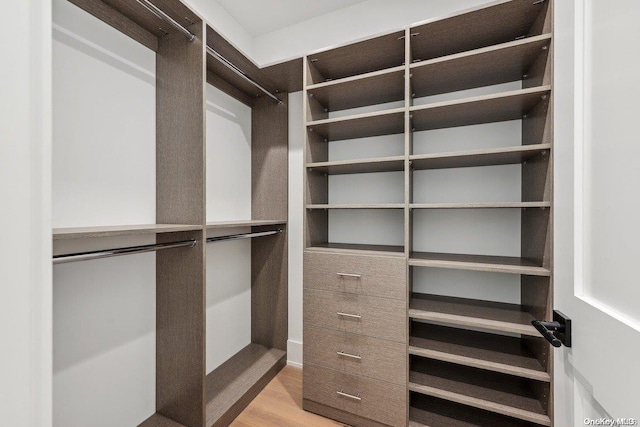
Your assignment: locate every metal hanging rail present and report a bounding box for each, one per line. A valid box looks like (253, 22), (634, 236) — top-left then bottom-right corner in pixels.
(206, 46), (282, 104)
(206, 229), (283, 243)
(53, 239), (197, 265)
(134, 0), (196, 41)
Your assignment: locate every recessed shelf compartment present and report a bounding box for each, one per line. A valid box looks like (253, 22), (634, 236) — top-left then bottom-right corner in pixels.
(307, 156), (405, 175)
(409, 252), (550, 276)
(411, 34), (551, 98)
(409, 293), (539, 336)
(409, 358), (550, 426)
(307, 108), (405, 141)
(410, 86), (551, 131)
(306, 242), (405, 256)
(410, 322), (549, 382)
(205, 343), (286, 427)
(307, 66), (405, 112)
(410, 144), (551, 170)
(52, 224), (203, 240)
(307, 203), (405, 210)
(410, 391), (545, 427)
(410, 0), (550, 63)
(307, 30), (406, 83)
(410, 202), (549, 209)
(206, 220), (286, 229)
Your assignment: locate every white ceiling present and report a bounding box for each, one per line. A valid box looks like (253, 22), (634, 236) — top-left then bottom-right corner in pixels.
(216, 0), (367, 37)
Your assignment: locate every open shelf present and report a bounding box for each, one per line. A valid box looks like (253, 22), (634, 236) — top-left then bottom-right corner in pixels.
(410, 322), (549, 382)
(307, 203), (404, 210)
(409, 252), (549, 276)
(410, 0), (549, 62)
(409, 293), (538, 336)
(307, 108), (405, 141)
(410, 86), (550, 131)
(410, 144), (550, 170)
(206, 220), (286, 229)
(306, 242), (405, 256)
(410, 393), (544, 427)
(411, 34), (551, 98)
(307, 66), (405, 112)
(307, 156), (405, 175)
(138, 413), (186, 427)
(410, 202), (550, 209)
(409, 358), (550, 426)
(52, 224), (203, 240)
(307, 30), (405, 82)
(205, 343), (286, 427)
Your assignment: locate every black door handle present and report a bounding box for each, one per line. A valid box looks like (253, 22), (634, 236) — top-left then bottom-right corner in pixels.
(531, 310), (571, 347)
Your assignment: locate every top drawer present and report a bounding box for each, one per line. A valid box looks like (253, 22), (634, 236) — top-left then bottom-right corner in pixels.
(304, 251), (406, 300)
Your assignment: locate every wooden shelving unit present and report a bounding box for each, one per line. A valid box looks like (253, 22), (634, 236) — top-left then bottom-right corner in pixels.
(304, 1), (555, 426)
(52, 224), (203, 240)
(206, 219), (286, 229)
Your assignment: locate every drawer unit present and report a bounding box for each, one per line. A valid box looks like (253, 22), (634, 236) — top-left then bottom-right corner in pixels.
(304, 325), (406, 385)
(304, 288), (406, 343)
(304, 363), (406, 427)
(304, 251), (406, 300)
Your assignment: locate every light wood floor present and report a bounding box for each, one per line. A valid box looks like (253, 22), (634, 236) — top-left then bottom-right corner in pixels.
(230, 365), (346, 427)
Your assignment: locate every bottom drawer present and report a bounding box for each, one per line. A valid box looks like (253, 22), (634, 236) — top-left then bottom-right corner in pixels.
(304, 363), (406, 427)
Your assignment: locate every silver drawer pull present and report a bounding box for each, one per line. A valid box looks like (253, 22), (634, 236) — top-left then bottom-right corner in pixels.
(337, 272), (362, 279)
(337, 390), (362, 401)
(337, 312), (362, 319)
(337, 351), (362, 360)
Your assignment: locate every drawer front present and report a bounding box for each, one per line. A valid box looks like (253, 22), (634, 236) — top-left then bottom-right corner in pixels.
(304, 325), (406, 385)
(304, 363), (406, 427)
(304, 289), (406, 343)
(304, 251), (406, 300)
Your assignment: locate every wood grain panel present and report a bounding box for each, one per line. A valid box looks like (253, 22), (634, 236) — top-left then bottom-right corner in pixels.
(409, 293), (538, 336)
(410, 394), (541, 427)
(307, 156), (405, 175)
(410, 144), (551, 171)
(155, 21), (206, 427)
(306, 243), (404, 256)
(68, 0), (158, 50)
(261, 58), (304, 93)
(252, 225), (288, 350)
(410, 0), (548, 61)
(304, 363), (406, 426)
(411, 34), (551, 98)
(205, 343), (286, 427)
(206, 70), (255, 107)
(304, 325), (407, 385)
(206, 220), (286, 229)
(308, 108), (405, 141)
(409, 358), (550, 426)
(409, 251), (549, 276)
(308, 31), (406, 81)
(521, 207), (551, 270)
(308, 67), (406, 112)
(304, 251), (406, 300)
(410, 322), (549, 381)
(252, 95), (288, 221)
(138, 413), (187, 427)
(53, 224), (202, 240)
(304, 399), (389, 427)
(410, 202), (550, 209)
(304, 289), (406, 343)
(410, 86), (550, 131)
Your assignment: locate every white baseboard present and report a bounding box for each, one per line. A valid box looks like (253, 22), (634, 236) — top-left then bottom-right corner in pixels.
(287, 339), (302, 367)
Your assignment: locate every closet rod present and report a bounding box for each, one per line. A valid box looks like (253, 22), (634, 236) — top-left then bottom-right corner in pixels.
(206, 46), (282, 104)
(134, 0), (196, 41)
(207, 229), (283, 243)
(53, 239), (196, 265)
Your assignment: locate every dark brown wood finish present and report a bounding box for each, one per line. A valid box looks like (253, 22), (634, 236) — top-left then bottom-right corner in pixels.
(308, 31), (406, 81)
(139, 413), (188, 427)
(410, 0), (549, 61)
(410, 86), (551, 131)
(155, 20), (206, 427)
(205, 343), (286, 427)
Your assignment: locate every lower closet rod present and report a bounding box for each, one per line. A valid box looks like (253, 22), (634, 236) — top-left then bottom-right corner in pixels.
(207, 229), (283, 243)
(53, 239), (196, 265)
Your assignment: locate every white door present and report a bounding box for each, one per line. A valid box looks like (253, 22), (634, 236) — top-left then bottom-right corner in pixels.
(554, 0), (640, 424)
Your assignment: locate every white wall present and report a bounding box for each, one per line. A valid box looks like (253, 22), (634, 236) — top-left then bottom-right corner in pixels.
(0, 0), (52, 425)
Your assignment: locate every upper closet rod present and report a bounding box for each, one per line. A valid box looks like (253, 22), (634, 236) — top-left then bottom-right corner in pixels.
(53, 239), (196, 265)
(206, 46), (282, 104)
(207, 229), (283, 243)
(134, 0), (196, 41)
